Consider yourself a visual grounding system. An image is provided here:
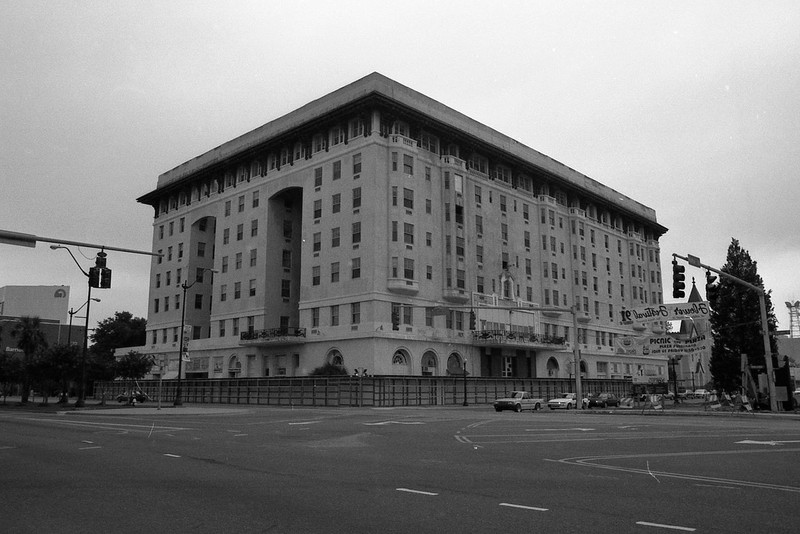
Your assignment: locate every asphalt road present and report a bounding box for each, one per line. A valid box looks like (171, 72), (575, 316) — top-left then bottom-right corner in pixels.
(2, 404), (799, 533)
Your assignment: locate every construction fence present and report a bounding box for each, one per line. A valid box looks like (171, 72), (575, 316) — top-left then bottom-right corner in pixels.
(94, 376), (632, 408)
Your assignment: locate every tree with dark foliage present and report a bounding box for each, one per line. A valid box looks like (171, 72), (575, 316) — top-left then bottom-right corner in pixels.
(708, 239), (778, 395)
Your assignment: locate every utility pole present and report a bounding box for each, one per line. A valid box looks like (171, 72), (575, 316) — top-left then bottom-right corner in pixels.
(674, 253), (778, 411)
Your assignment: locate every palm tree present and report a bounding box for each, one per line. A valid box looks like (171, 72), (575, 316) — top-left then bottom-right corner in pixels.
(11, 316), (48, 404)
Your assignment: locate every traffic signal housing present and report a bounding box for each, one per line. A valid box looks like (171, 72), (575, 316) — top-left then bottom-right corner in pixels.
(89, 252), (112, 289)
(705, 271), (719, 302)
(672, 260), (686, 299)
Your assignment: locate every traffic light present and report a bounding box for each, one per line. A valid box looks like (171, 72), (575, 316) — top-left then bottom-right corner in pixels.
(672, 260), (686, 299)
(90, 252), (112, 289)
(88, 266), (101, 288)
(705, 271), (719, 302)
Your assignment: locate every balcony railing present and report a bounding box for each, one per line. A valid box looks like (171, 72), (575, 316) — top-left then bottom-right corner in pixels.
(240, 327), (307, 344)
(471, 329), (566, 347)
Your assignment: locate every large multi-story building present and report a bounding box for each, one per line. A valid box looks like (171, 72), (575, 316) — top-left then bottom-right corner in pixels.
(137, 73), (668, 381)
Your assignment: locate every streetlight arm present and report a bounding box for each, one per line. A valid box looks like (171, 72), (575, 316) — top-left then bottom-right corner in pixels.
(50, 245), (90, 277)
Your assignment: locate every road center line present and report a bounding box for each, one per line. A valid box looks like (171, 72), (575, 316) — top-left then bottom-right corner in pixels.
(636, 520), (696, 531)
(499, 502), (548, 512)
(396, 488), (438, 496)
(164, 453), (181, 458)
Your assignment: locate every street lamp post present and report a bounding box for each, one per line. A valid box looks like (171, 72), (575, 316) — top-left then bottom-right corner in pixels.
(462, 357), (468, 406)
(174, 268), (217, 406)
(68, 298), (100, 346)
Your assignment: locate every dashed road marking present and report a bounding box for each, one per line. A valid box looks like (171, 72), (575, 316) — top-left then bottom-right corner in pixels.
(499, 502), (548, 512)
(636, 520), (695, 531)
(164, 453), (181, 458)
(396, 488), (438, 496)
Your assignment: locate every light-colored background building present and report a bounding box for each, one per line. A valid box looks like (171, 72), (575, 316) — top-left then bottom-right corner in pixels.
(132, 73), (669, 381)
(0, 285), (70, 323)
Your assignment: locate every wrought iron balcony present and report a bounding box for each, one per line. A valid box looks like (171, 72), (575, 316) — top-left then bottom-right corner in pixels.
(471, 329), (567, 348)
(240, 327), (307, 346)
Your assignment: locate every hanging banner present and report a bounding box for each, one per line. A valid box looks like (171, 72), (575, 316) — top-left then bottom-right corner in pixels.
(619, 301), (710, 325)
(614, 333), (710, 357)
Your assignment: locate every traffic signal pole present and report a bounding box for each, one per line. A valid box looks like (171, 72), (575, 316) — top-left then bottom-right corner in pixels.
(673, 253), (778, 411)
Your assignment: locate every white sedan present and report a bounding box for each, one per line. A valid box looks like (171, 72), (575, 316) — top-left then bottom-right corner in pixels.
(548, 392), (579, 410)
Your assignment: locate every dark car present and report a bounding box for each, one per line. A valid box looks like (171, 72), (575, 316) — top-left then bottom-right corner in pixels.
(584, 392), (620, 408)
(116, 391), (150, 403)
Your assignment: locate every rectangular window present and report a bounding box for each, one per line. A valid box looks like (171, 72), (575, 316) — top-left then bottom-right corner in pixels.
(313, 199), (322, 219)
(352, 187), (361, 209)
(238, 195), (245, 213)
(351, 257), (361, 279)
(331, 227), (340, 248)
(352, 153), (361, 175)
(235, 252), (242, 270)
(313, 232), (321, 252)
(234, 282), (241, 299)
(252, 191), (259, 208)
(403, 223), (414, 245)
(312, 308), (320, 328)
(249, 279), (256, 297)
(251, 219), (258, 237)
(403, 154), (414, 174)
(330, 305), (339, 326)
(281, 279), (290, 299)
(332, 193), (341, 213)
(404, 258), (414, 280)
(314, 167), (323, 188)
(312, 266), (320, 286)
(331, 262), (340, 283)
(282, 250), (291, 269)
(351, 302), (361, 324)
(333, 160), (341, 181)
(403, 188), (414, 209)
(236, 224), (243, 241)
(352, 221), (361, 243)
(249, 248), (257, 267)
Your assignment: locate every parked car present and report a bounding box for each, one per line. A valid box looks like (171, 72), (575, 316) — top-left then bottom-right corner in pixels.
(548, 392), (579, 410)
(584, 392), (619, 408)
(793, 390), (800, 409)
(692, 389), (710, 400)
(116, 391), (150, 403)
(494, 391), (544, 412)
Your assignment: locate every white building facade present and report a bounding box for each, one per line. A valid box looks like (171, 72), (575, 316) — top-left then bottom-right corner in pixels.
(136, 73), (668, 381)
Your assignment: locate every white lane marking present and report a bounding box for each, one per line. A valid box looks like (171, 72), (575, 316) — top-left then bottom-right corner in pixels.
(552, 448), (800, 493)
(365, 421), (424, 426)
(79, 446), (102, 450)
(20, 417), (190, 433)
(233, 434), (247, 437)
(288, 421), (322, 426)
(646, 461), (660, 483)
(396, 488), (438, 496)
(736, 440), (800, 446)
(499, 502), (548, 512)
(164, 453), (181, 458)
(0, 446), (15, 450)
(636, 521), (696, 531)
(82, 440), (94, 444)
(526, 428), (594, 432)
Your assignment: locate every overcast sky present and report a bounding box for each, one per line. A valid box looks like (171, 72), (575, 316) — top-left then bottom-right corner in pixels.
(2, 0), (798, 331)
